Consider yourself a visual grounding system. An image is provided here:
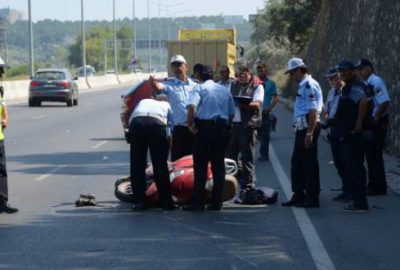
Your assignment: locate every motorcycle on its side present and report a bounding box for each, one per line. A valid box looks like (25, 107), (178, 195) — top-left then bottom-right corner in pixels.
(115, 155), (239, 207)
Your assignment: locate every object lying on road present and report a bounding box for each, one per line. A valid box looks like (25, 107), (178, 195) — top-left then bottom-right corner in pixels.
(114, 155), (239, 207)
(75, 193), (97, 207)
(234, 187), (278, 205)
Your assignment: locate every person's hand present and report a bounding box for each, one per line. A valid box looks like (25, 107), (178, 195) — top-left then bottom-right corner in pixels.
(304, 134), (313, 149)
(1, 119), (7, 129)
(351, 123), (362, 134)
(149, 75), (155, 84)
(188, 125), (198, 134)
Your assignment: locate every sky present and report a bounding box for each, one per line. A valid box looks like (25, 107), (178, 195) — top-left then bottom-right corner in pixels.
(1, 0), (266, 22)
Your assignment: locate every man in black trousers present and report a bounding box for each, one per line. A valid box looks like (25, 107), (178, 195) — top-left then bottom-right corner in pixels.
(0, 58), (18, 214)
(183, 65), (235, 211)
(128, 96), (175, 211)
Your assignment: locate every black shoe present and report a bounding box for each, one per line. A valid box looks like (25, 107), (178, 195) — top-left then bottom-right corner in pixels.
(333, 193), (352, 202)
(132, 202), (147, 211)
(281, 194), (305, 207)
(295, 198), (320, 208)
(182, 204), (204, 212)
(0, 202), (18, 214)
(342, 204), (369, 213)
(367, 189), (387, 196)
(207, 204), (222, 211)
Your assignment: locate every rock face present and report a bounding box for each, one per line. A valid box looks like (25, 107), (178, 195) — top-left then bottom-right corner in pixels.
(305, 0), (400, 155)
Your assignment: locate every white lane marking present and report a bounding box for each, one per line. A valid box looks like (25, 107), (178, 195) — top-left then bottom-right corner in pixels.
(91, 140), (108, 150)
(35, 165), (67, 181)
(270, 145), (336, 270)
(32, 114), (46, 120)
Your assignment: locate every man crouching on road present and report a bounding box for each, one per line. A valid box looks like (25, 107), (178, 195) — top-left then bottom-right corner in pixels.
(128, 95), (175, 211)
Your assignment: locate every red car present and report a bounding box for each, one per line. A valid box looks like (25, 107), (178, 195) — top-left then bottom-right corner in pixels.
(115, 155), (238, 207)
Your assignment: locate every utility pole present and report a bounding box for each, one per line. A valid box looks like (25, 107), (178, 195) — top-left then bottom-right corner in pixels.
(158, 0), (162, 71)
(147, 0), (151, 72)
(113, 0), (118, 78)
(81, 0), (86, 78)
(132, 0), (137, 72)
(28, 0), (34, 77)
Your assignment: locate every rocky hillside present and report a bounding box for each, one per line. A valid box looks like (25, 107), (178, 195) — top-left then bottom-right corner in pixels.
(304, 1), (400, 155)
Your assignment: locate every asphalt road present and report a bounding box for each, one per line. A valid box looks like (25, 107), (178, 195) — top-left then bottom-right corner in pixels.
(0, 86), (399, 270)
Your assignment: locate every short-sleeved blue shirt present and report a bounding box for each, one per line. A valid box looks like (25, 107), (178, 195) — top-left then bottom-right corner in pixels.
(366, 73), (391, 117)
(160, 77), (197, 125)
(188, 80), (235, 121)
(293, 75), (323, 118)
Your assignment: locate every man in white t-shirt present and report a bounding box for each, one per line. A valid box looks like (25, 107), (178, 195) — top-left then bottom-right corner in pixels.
(226, 64), (264, 190)
(128, 97), (174, 211)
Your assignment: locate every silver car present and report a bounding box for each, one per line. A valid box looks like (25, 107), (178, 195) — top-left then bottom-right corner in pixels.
(28, 68), (79, 107)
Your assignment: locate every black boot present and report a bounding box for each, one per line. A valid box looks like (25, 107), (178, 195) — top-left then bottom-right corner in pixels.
(0, 200), (18, 214)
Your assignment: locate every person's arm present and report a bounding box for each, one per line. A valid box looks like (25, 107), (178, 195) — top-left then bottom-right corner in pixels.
(353, 97), (371, 132)
(267, 82), (279, 111)
(374, 101), (390, 122)
(240, 84), (264, 110)
(304, 109), (318, 148)
(149, 75), (164, 93)
(187, 86), (200, 133)
(1, 103), (8, 129)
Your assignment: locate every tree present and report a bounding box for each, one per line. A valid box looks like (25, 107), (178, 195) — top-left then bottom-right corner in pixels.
(68, 26), (133, 72)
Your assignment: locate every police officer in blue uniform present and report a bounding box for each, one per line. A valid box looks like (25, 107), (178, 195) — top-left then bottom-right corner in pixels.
(128, 97), (175, 211)
(335, 60), (370, 212)
(282, 57), (323, 208)
(150, 55), (197, 161)
(356, 58), (391, 196)
(183, 65), (235, 211)
(322, 68), (350, 202)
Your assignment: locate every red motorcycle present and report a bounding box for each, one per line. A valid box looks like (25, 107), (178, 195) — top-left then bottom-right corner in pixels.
(115, 155), (238, 206)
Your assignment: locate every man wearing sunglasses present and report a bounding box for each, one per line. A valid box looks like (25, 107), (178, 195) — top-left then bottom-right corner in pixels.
(150, 55), (197, 161)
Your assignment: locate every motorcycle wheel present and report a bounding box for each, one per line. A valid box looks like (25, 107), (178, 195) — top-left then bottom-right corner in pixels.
(114, 177), (135, 203)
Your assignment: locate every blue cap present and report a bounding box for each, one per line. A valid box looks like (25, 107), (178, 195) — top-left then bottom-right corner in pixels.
(324, 67), (337, 78)
(336, 60), (354, 72)
(355, 58), (374, 69)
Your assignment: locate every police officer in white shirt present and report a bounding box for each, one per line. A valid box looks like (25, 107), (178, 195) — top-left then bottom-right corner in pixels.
(128, 97), (174, 211)
(356, 58), (390, 196)
(282, 57), (323, 208)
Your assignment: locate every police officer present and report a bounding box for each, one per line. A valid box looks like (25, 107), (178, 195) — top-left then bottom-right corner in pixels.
(335, 60), (370, 212)
(282, 57), (323, 208)
(128, 97), (175, 211)
(0, 58), (18, 214)
(256, 62), (279, 161)
(356, 58), (390, 196)
(150, 54), (197, 161)
(183, 65), (235, 211)
(322, 68), (349, 202)
(226, 64), (264, 190)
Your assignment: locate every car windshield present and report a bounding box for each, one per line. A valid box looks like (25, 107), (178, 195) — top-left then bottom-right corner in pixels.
(35, 72), (65, 80)
(123, 81), (145, 96)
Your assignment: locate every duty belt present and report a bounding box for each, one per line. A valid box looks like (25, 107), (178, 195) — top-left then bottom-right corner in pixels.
(293, 115), (320, 132)
(132, 112), (167, 125)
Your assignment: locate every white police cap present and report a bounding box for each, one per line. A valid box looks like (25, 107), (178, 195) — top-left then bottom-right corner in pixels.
(285, 57), (306, 74)
(0, 56), (9, 68)
(170, 54), (187, 64)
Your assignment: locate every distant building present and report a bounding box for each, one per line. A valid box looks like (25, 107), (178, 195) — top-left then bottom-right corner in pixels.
(0, 8), (26, 24)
